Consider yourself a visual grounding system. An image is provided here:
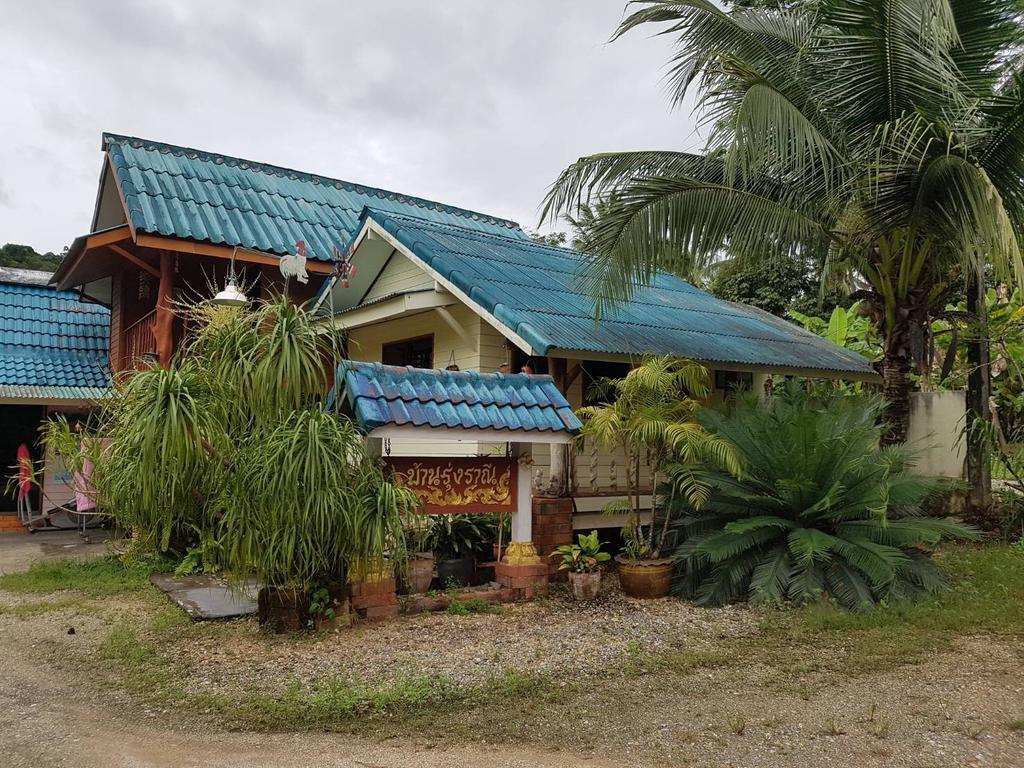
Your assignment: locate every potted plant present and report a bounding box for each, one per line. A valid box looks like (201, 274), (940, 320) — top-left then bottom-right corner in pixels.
(576, 356), (742, 599)
(429, 514), (488, 587)
(402, 513), (434, 594)
(551, 530), (610, 600)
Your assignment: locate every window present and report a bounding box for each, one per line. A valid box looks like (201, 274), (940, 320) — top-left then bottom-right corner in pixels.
(382, 335), (434, 369)
(714, 370), (753, 393)
(582, 360), (631, 405)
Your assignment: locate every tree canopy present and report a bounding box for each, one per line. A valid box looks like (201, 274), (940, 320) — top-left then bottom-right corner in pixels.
(0, 243), (62, 271)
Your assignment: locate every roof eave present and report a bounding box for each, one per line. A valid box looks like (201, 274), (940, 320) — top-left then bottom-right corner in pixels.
(544, 347), (881, 382)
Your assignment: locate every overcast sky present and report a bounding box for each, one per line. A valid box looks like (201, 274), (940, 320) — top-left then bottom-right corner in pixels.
(0, 0), (701, 254)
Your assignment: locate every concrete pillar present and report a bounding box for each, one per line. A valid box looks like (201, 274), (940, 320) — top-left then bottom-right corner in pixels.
(497, 442), (549, 600)
(511, 445), (533, 542)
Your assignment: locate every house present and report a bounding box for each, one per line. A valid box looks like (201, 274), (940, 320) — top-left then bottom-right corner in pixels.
(53, 133), (877, 538)
(0, 267), (109, 530)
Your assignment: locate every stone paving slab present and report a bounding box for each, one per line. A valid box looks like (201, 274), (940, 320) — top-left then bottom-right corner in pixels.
(149, 573), (258, 621)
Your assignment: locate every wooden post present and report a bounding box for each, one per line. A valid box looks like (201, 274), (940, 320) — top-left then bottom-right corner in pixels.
(546, 356), (571, 496)
(155, 252), (175, 366)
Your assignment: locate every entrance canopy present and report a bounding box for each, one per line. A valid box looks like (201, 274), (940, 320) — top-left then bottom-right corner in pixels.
(335, 360), (581, 444)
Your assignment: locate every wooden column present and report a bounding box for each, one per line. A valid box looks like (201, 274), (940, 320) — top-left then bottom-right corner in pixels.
(155, 252), (175, 367)
(546, 356), (571, 496)
(109, 271), (124, 373)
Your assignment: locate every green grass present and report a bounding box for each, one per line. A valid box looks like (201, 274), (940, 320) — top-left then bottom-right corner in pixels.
(752, 545), (1024, 674)
(445, 597), (501, 616)
(0, 554), (171, 597)
(191, 668), (564, 732)
(0, 596), (92, 618)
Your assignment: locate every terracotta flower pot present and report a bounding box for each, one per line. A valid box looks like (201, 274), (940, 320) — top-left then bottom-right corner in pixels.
(257, 586), (308, 633)
(568, 570), (601, 601)
(615, 555), (674, 599)
(409, 554), (435, 594)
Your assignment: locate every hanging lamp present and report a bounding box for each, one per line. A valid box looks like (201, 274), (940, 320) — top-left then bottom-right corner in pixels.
(213, 247), (248, 306)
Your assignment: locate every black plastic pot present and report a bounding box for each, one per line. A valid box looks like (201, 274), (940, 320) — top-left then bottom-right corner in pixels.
(436, 555), (475, 587)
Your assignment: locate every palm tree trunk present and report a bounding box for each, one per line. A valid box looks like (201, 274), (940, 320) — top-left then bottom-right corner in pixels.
(965, 268), (993, 525)
(880, 334), (913, 446)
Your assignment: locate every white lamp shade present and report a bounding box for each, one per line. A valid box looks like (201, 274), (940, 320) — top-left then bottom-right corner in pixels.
(213, 277), (248, 307)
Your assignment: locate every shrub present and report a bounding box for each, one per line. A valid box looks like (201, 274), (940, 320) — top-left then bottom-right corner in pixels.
(666, 384), (978, 610)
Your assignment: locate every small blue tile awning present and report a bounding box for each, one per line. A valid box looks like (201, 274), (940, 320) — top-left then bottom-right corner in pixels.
(337, 360), (582, 438)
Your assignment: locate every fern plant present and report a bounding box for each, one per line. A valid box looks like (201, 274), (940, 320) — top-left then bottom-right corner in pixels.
(667, 384), (977, 610)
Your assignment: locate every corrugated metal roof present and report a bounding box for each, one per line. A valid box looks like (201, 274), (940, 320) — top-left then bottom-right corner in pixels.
(0, 267), (52, 286)
(0, 279), (110, 399)
(104, 134), (527, 263)
(358, 209), (878, 377)
(338, 360), (582, 435)
(0, 385), (109, 402)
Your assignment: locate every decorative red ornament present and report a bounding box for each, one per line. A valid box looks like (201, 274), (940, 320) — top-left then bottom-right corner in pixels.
(332, 244), (357, 289)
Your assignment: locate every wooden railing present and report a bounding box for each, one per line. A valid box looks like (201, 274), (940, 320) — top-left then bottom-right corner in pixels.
(123, 310), (157, 370)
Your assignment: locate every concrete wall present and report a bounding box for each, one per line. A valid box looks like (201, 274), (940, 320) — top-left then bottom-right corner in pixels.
(906, 390), (966, 479)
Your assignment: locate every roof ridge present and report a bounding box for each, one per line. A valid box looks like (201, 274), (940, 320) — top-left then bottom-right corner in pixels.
(367, 207), (575, 255)
(103, 133), (523, 232)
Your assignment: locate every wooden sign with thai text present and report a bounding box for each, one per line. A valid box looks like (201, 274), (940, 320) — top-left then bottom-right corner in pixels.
(386, 456), (517, 514)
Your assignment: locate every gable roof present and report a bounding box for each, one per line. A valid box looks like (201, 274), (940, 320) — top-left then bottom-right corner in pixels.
(340, 209), (877, 379)
(338, 360), (582, 437)
(0, 273), (110, 402)
(100, 133), (526, 263)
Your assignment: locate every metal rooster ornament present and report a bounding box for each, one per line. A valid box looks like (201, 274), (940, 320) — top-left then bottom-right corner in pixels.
(279, 240), (310, 284)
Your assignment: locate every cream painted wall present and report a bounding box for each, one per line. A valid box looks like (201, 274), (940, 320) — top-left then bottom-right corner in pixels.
(361, 253), (434, 303)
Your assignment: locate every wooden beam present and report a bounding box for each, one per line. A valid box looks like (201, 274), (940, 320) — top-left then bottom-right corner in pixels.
(155, 252), (175, 367)
(546, 356), (571, 497)
(86, 225), (132, 249)
(134, 234), (335, 274)
(434, 305), (474, 346)
(108, 244), (160, 279)
(563, 362), (583, 397)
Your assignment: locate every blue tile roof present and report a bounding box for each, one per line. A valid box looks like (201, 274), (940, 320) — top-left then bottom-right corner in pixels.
(0, 277), (110, 400)
(103, 134), (527, 263)
(338, 361), (582, 435)
(356, 209), (878, 377)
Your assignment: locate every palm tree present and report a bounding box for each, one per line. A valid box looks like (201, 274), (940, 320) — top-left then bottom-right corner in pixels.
(543, 0), (1024, 446)
(576, 355), (741, 559)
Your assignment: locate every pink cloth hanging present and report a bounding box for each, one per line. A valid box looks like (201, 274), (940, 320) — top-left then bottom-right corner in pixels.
(16, 444), (32, 501)
(73, 439), (104, 512)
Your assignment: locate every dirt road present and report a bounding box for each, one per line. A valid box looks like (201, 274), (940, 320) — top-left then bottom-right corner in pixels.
(0, 612), (608, 768)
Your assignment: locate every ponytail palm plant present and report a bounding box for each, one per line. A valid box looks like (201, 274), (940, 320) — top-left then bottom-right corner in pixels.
(577, 355), (741, 559)
(667, 383), (977, 610)
(49, 295), (413, 602)
(543, 0), (1024, 443)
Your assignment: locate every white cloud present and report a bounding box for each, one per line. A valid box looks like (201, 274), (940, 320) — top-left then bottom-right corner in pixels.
(0, 0), (699, 252)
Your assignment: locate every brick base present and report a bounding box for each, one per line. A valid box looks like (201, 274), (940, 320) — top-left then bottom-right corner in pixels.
(0, 515), (26, 534)
(349, 577), (399, 622)
(531, 496), (573, 578)
(495, 561), (549, 601)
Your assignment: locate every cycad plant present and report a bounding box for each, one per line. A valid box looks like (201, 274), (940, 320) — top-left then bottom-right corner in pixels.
(577, 355), (741, 559)
(667, 383), (977, 610)
(543, 0), (1024, 443)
